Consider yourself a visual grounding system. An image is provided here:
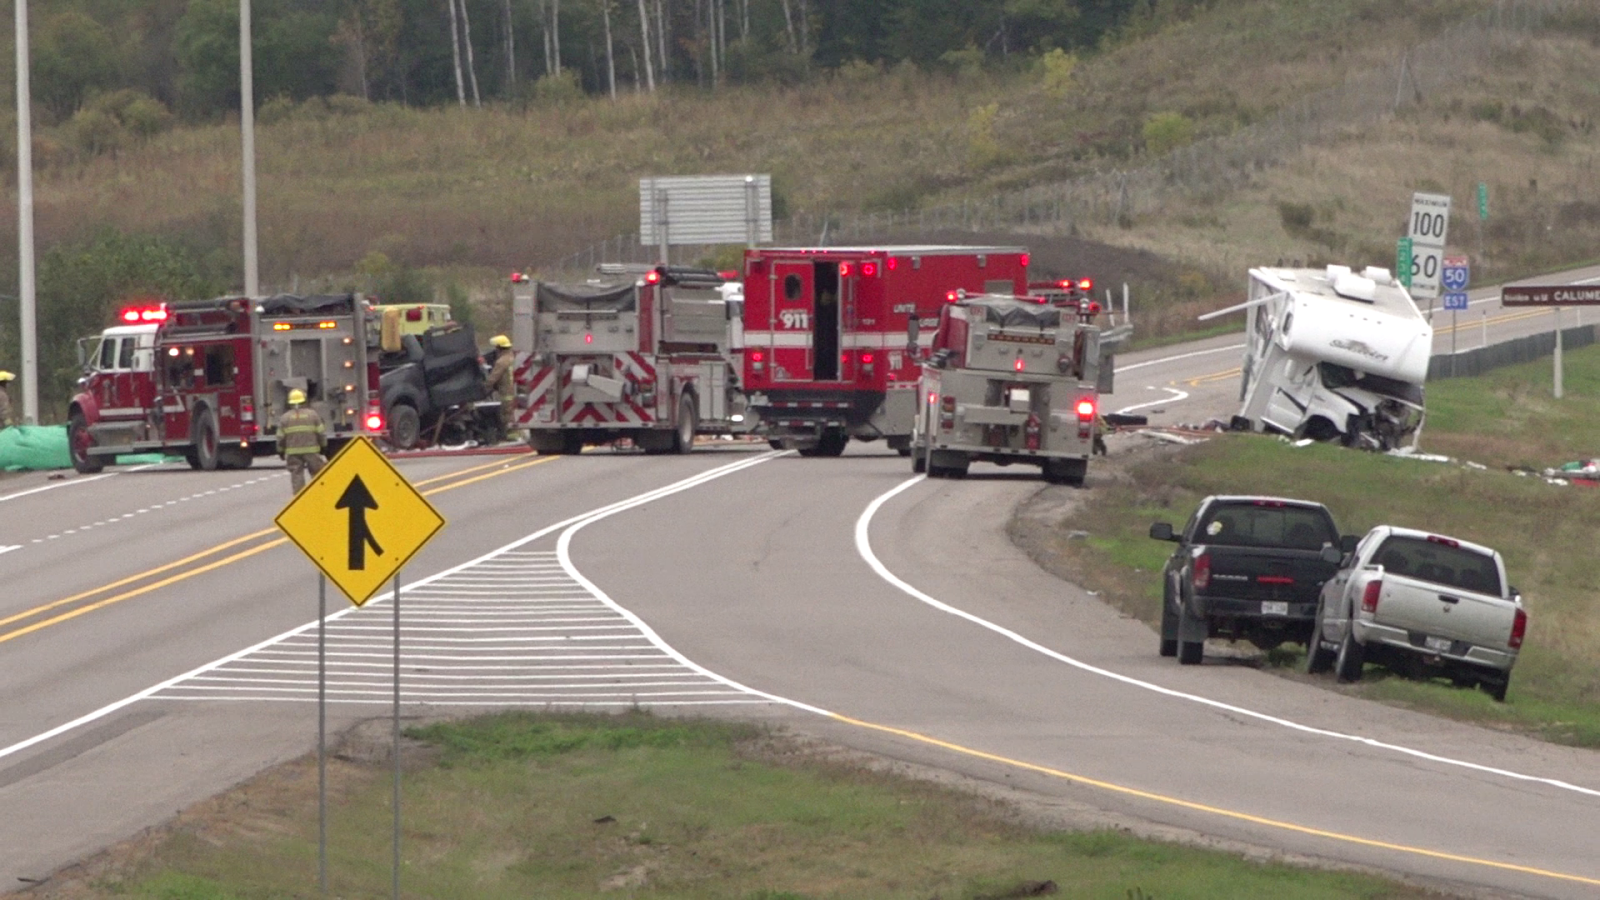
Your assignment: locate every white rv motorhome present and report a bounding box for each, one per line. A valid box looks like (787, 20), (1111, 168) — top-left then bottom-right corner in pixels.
(1219, 264), (1433, 451)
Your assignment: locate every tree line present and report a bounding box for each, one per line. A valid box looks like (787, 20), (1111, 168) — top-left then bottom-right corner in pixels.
(2, 0), (1187, 122)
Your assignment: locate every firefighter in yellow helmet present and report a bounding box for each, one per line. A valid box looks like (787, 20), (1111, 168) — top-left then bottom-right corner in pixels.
(485, 334), (516, 441)
(0, 370), (15, 430)
(277, 388), (327, 492)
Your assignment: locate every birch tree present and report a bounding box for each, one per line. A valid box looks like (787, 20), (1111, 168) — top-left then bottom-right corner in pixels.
(600, 0), (616, 98)
(459, 0), (482, 106)
(447, 0), (466, 104)
(637, 0), (655, 92)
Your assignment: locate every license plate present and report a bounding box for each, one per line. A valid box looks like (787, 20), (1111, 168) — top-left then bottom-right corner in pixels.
(1424, 635), (1452, 653)
(1261, 601), (1289, 616)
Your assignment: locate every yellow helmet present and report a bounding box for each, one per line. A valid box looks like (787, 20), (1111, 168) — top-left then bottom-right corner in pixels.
(287, 388), (307, 406)
(490, 334), (512, 349)
(0, 370), (14, 382)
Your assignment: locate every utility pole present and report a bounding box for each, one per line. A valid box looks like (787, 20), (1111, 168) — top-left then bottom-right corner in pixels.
(15, 0), (38, 423)
(241, 0), (260, 296)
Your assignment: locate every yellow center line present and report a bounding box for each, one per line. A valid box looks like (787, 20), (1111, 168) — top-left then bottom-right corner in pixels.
(1184, 367), (1240, 387)
(830, 713), (1600, 887)
(0, 453), (555, 643)
(1433, 306), (1550, 335)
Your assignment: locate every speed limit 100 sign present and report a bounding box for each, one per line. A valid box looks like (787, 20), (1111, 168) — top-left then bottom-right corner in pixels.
(1407, 192), (1452, 300)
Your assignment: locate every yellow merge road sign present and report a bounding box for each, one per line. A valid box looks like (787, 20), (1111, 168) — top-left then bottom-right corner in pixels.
(275, 436), (446, 606)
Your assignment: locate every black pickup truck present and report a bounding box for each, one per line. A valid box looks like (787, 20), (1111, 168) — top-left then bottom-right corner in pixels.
(1149, 495), (1356, 665)
(378, 323), (498, 449)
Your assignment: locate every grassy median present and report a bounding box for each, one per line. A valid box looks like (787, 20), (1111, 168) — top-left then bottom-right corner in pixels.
(62, 711), (1449, 900)
(1022, 343), (1600, 746)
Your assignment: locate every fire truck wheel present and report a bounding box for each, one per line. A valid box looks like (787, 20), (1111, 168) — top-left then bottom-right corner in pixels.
(816, 430), (848, 457)
(68, 412), (104, 474)
(768, 439), (785, 451)
(911, 445), (927, 474)
(388, 404), (421, 450)
(672, 394), (697, 454)
(217, 447), (253, 470)
(191, 407), (220, 471)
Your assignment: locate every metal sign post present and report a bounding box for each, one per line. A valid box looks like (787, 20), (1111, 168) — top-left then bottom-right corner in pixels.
(1501, 285), (1600, 398)
(1441, 257), (1470, 376)
(276, 437), (445, 897)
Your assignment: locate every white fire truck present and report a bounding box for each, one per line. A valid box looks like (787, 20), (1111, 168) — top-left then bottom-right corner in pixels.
(510, 266), (750, 454)
(1210, 264), (1432, 450)
(67, 294), (385, 473)
(910, 290), (1104, 484)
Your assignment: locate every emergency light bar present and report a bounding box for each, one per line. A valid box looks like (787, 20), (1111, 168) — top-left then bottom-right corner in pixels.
(118, 305), (169, 324)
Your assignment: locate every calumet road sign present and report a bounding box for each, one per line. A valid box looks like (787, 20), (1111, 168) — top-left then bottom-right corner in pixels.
(275, 436), (445, 606)
(1501, 285), (1600, 307)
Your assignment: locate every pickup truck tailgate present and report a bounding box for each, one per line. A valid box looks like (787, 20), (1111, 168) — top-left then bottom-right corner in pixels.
(1206, 546), (1331, 604)
(1376, 575), (1513, 645)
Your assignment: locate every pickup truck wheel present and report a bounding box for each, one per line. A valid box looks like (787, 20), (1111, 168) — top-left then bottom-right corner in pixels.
(1159, 586), (1178, 657)
(768, 439), (785, 450)
(1305, 601), (1336, 674)
(1485, 674), (1510, 703)
(68, 412), (105, 474)
(388, 404), (421, 450)
(191, 407), (220, 471)
(1334, 630), (1365, 683)
(1177, 599), (1204, 664)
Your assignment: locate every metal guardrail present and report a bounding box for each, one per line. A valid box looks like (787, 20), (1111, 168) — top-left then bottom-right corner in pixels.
(1427, 324), (1596, 380)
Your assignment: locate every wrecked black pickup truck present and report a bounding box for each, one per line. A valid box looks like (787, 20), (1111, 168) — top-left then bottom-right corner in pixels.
(1149, 495), (1356, 665)
(378, 323), (500, 450)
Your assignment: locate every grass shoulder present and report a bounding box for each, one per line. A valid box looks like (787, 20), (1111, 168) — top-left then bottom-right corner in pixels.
(62, 712), (1451, 900)
(1016, 345), (1600, 747)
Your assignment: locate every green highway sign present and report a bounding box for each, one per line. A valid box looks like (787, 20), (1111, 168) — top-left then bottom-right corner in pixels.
(1396, 237), (1414, 288)
(1477, 182), (1489, 220)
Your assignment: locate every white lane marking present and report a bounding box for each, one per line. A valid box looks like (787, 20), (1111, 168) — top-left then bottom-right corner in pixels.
(0, 463), (169, 504)
(855, 476), (1600, 801)
(1116, 386), (1189, 415)
(0, 546), (18, 557)
(0, 452), (797, 761)
(1115, 343), (1243, 374)
(1, 474), (287, 557)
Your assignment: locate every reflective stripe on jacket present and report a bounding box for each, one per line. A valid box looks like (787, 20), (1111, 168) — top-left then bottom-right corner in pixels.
(278, 407), (326, 455)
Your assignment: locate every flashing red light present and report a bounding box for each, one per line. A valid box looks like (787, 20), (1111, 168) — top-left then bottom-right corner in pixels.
(839, 263), (852, 277)
(365, 412), (385, 431)
(1058, 280), (1072, 290)
(946, 290), (959, 303)
(119, 305), (168, 323)
(645, 270), (661, 284)
(1361, 579), (1383, 614)
(510, 271), (523, 282)
(1088, 301), (1101, 315)
(751, 350), (764, 362)
(584, 333), (594, 344)
(1075, 398), (1096, 420)
(928, 392), (938, 405)
(1020, 253), (1030, 267)
(1013, 357), (1025, 372)
(719, 270), (738, 280)
(862, 262), (878, 276)
(1078, 278), (1094, 292)
(1509, 608), (1528, 649)
(887, 257), (899, 270)
(861, 352), (874, 364)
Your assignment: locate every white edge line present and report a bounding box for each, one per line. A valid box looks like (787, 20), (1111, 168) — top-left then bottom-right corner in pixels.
(1116, 387), (1188, 415)
(1114, 343), (1243, 374)
(855, 475), (1600, 801)
(557, 452), (833, 717)
(0, 451), (787, 763)
(0, 463), (168, 504)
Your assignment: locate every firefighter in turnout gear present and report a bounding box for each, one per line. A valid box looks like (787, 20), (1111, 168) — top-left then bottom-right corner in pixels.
(486, 334), (516, 442)
(0, 371), (15, 430)
(277, 389), (327, 492)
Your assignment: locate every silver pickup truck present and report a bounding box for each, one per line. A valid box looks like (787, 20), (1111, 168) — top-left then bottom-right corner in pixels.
(1306, 525), (1528, 701)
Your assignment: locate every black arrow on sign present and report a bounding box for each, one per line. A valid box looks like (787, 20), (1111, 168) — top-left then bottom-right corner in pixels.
(336, 475), (384, 570)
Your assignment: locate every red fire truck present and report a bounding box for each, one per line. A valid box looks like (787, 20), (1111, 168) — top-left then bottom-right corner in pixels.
(67, 294), (385, 473)
(740, 245), (1029, 455)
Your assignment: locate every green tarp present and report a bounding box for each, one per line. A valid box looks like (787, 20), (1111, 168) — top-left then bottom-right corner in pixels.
(0, 425), (71, 471)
